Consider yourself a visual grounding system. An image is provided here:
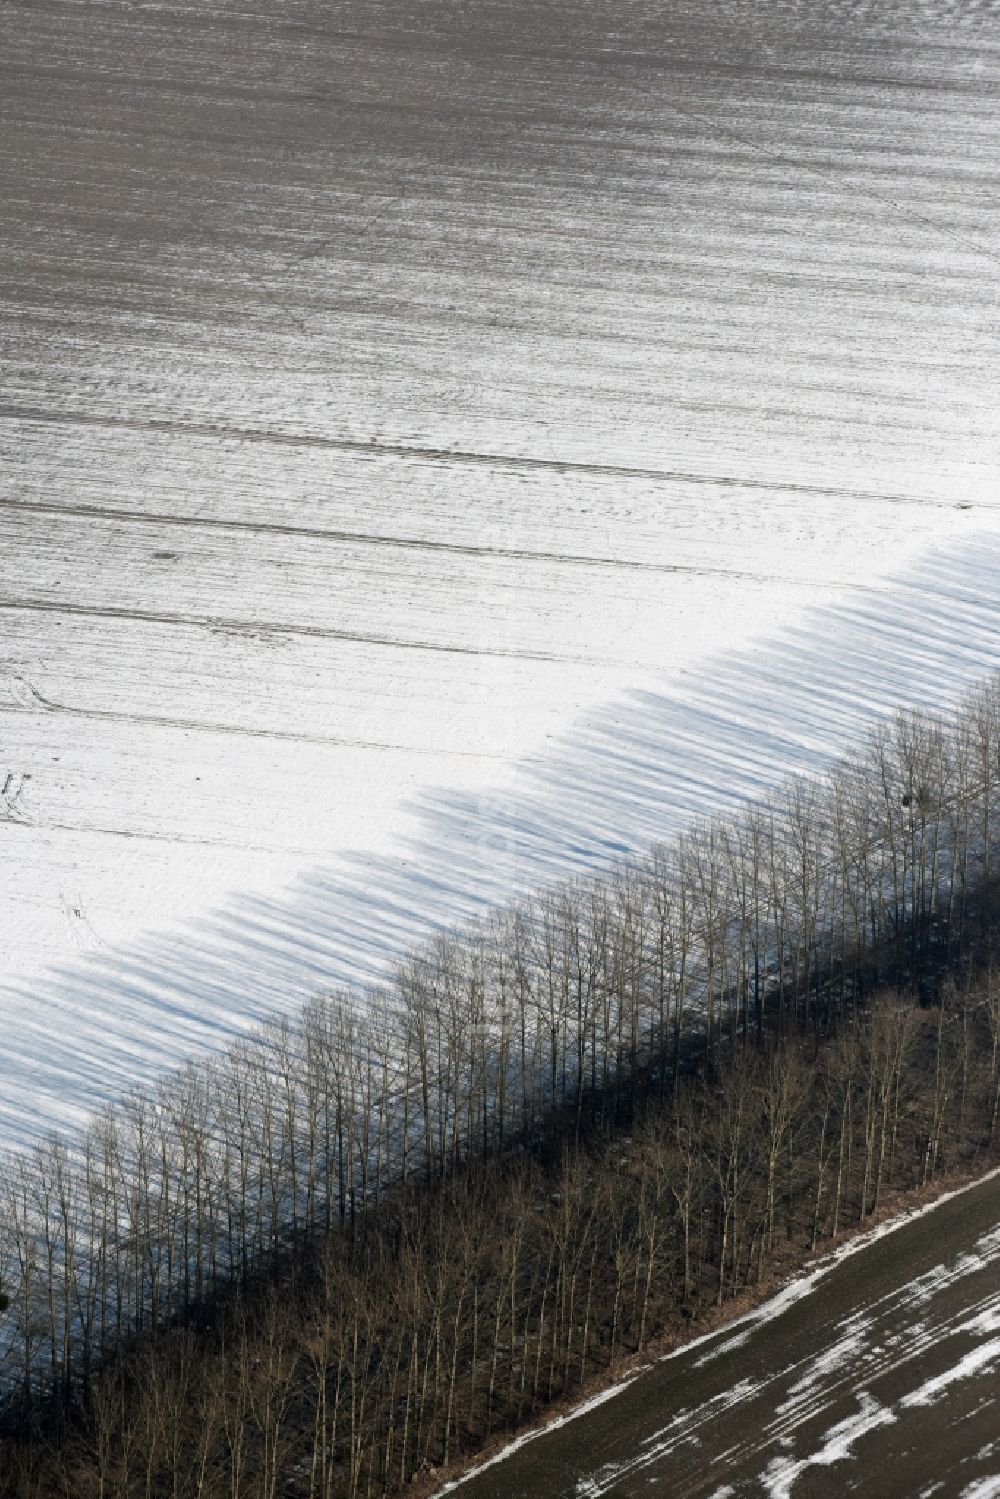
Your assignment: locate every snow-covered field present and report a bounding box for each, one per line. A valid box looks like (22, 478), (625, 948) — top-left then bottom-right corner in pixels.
(2, 0), (999, 1145)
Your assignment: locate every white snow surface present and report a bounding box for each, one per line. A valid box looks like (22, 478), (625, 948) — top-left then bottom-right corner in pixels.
(761, 1393), (898, 1499)
(901, 1337), (1000, 1408)
(3, 0), (1000, 1145)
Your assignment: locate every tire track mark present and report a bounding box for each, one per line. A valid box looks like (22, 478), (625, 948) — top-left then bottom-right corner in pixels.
(0, 496), (984, 571)
(0, 808), (336, 858)
(0, 597), (585, 662)
(0, 674), (509, 759)
(2, 406), (986, 512)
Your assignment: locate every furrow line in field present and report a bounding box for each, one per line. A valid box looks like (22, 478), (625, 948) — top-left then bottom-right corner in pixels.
(0, 598), (579, 661)
(0, 811), (332, 857)
(3, 46), (988, 98)
(0, 496), (985, 566)
(651, 86), (1000, 271)
(0, 683), (509, 759)
(1, 406), (983, 510)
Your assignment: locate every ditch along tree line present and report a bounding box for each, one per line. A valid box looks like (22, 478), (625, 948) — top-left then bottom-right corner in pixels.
(3, 675), (1000, 1494)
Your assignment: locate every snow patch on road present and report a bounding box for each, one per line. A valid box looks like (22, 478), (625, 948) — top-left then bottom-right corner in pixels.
(775, 1319), (872, 1417)
(761, 1394), (897, 1499)
(432, 1377), (641, 1497)
(960, 1480), (1000, 1499)
(573, 1379), (763, 1497)
(902, 1340), (1000, 1410)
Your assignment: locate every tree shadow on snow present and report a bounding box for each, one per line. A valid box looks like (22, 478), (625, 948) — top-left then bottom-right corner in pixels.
(4, 532), (1000, 1141)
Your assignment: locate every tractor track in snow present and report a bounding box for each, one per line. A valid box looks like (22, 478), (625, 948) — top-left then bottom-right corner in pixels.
(1, 406), (987, 515)
(0, 674), (510, 758)
(0, 495), (987, 571)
